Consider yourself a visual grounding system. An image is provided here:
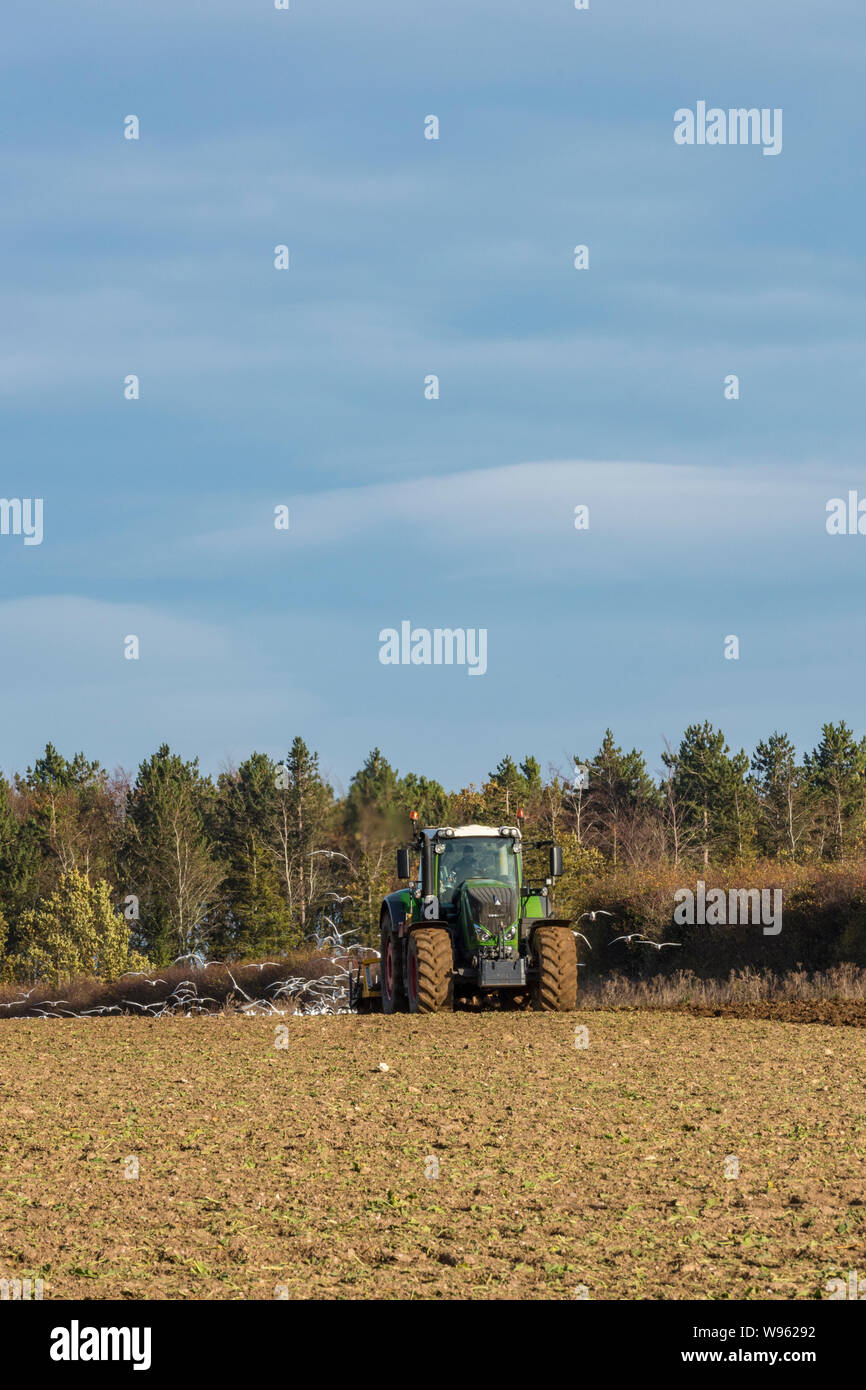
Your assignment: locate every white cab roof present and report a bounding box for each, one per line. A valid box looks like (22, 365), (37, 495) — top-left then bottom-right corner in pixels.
(421, 824), (520, 839)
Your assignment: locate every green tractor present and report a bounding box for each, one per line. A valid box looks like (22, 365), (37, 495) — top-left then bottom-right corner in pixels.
(358, 818), (578, 1013)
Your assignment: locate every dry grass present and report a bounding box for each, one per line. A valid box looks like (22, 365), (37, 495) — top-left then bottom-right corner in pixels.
(579, 964), (866, 1009)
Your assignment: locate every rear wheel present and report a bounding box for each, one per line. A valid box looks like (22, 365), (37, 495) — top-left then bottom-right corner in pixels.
(531, 927), (578, 1011)
(380, 917), (406, 1014)
(407, 929), (454, 1013)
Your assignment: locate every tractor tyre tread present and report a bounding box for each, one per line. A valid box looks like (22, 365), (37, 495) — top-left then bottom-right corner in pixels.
(409, 928), (454, 1013)
(532, 926), (578, 1012)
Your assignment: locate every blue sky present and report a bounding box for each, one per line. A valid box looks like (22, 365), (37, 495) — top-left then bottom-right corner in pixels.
(1, 0), (864, 792)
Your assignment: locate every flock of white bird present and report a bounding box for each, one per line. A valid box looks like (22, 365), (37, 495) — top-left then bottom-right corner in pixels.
(0, 944), (379, 1021)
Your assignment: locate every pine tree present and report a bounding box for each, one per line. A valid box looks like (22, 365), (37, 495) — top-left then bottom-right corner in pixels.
(662, 723), (751, 865)
(15, 744), (117, 887)
(751, 732), (811, 858)
(804, 721), (866, 859)
(487, 756), (531, 820)
(277, 737), (332, 938)
(211, 753), (292, 957)
(397, 772), (448, 825)
(122, 745), (223, 962)
(578, 729), (659, 864)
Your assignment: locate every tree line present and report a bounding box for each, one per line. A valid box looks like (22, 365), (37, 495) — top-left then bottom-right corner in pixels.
(1, 720), (864, 978)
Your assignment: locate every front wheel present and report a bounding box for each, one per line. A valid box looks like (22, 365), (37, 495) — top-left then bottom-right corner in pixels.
(407, 929), (454, 1014)
(531, 927), (578, 1011)
(380, 918), (406, 1014)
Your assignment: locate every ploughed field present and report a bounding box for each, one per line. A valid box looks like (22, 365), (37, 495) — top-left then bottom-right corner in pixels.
(1, 1011), (863, 1300)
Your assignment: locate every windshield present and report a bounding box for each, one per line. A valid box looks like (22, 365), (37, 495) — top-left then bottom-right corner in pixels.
(436, 836), (518, 905)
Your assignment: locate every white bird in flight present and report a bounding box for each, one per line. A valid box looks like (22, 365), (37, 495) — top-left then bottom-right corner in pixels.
(609, 933), (681, 950)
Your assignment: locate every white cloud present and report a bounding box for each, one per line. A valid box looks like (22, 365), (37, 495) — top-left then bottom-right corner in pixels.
(134, 456), (833, 588)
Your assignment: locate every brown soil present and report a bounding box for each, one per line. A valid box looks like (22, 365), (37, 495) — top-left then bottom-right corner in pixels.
(664, 1000), (866, 1026)
(1, 1011), (863, 1300)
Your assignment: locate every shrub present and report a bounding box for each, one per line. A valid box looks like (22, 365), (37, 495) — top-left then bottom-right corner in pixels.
(9, 870), (149, 984)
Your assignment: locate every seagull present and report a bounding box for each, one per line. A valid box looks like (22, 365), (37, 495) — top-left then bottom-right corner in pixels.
(609, 933), (681, 950)
(578, 910), (614, 924)
(225, 969), (254, 1003)
(0, 988), (35, 1006)
(571, 932), (593, 951)
(173, 952), (207, 970)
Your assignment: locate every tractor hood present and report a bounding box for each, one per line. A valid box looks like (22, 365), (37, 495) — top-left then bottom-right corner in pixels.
(458, 879), (518, 944)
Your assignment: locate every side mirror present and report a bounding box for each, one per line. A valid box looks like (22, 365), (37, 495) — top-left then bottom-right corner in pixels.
(396, 848), (411, 880)
(549, 845), (563, 878)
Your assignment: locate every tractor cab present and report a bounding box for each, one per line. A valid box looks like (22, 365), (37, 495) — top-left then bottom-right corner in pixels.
(434, 830), (519, 907)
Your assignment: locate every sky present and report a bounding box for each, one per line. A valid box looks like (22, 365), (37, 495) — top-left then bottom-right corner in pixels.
(1, 0), (864, 793)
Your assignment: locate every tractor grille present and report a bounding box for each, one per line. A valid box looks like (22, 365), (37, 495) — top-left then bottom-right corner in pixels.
(462, 881), (517, 939)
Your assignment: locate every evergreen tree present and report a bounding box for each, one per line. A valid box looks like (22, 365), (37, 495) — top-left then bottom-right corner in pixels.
(340, 749), (406, 938)
(751, 732), (811, 858)
(577, 729), (659, 864)
(211, 753), (291, 957)
(122, 745), (223, 961)
(343, 749), (403, 843)
(15, 743), (117, 888)
(804, 721), (866, 859)
(275, 737), (333, 939)
(397, 772), (449, 825)
(487, 756), (527, 818)
(662, 722), (752, 865)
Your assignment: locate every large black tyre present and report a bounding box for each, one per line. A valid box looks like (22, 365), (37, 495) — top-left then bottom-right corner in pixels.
(531, 927), (578, 1012)
(380, 916), (406, 1014)
(407, 929), (454, 1014)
